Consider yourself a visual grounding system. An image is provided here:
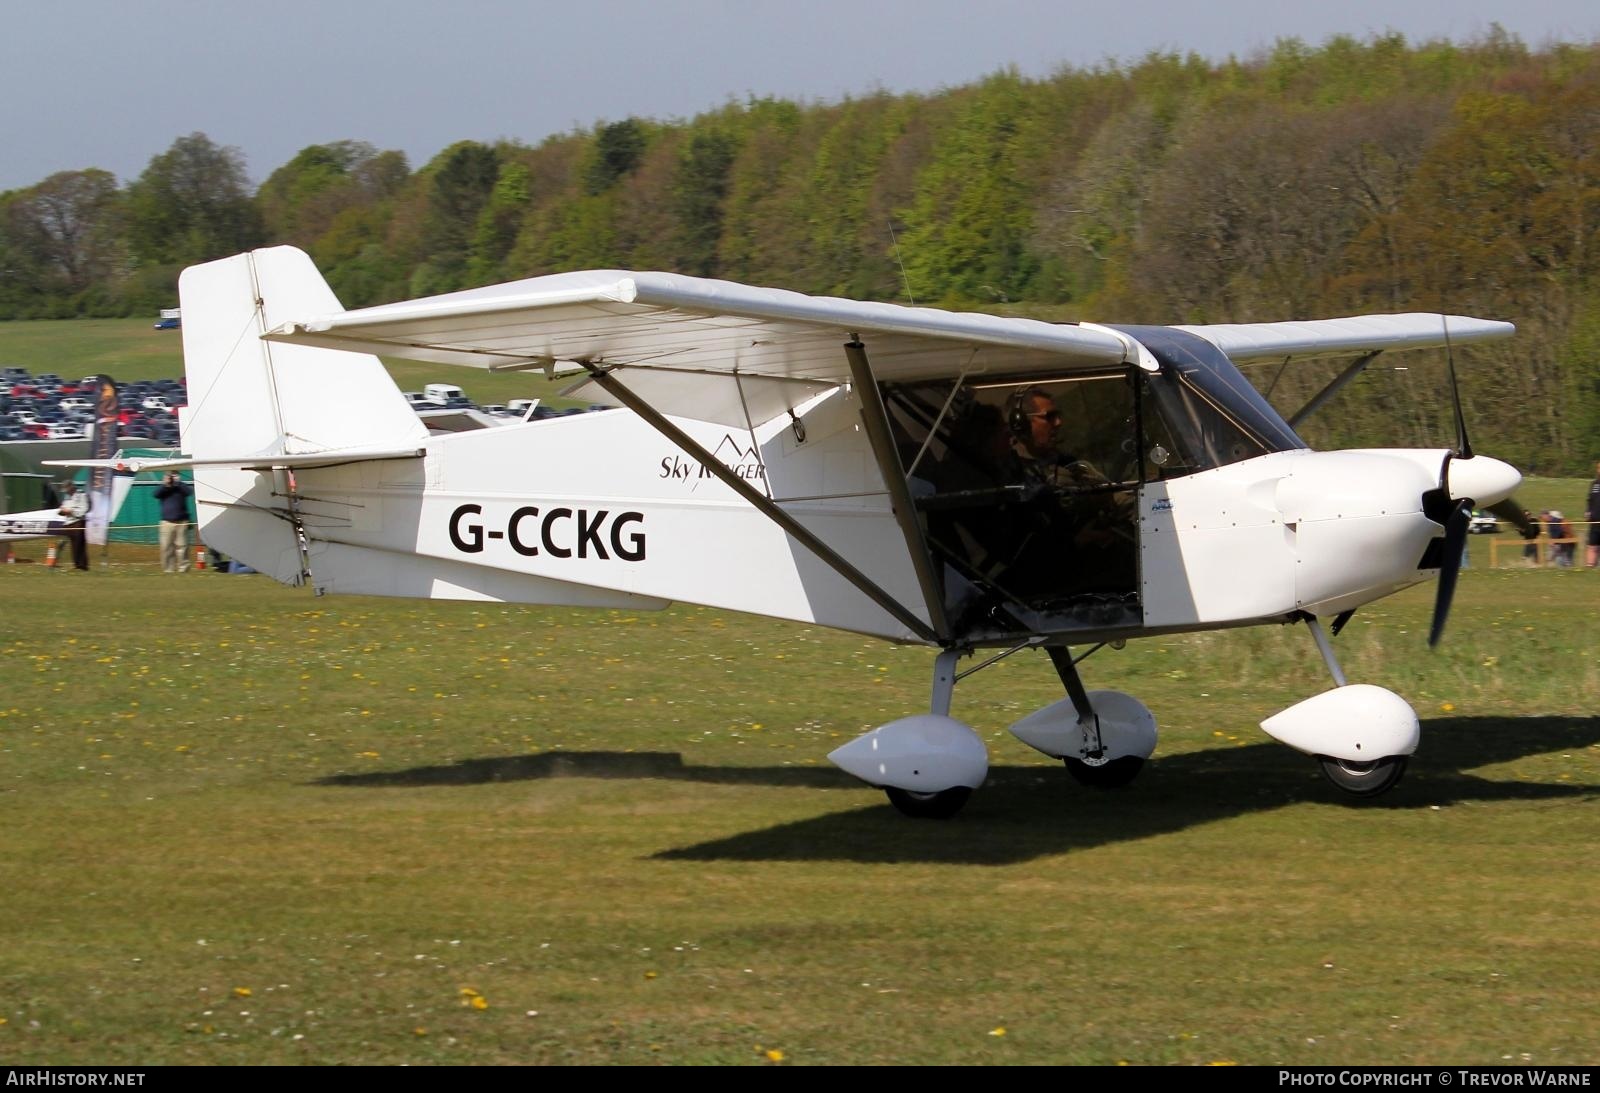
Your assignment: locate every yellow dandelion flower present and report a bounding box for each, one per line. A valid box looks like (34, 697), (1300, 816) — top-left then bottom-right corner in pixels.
(644, 970), (658, 980)
(470, 995), (488, 1011)
(765, 1048), (785, 1062)
(1440, 702), (1456, 712)
(233, 987), (252, 998)
(989, 1026), (1006, 1037)
(459, 986), (481, 998)
(413, 1027), (427, 1037)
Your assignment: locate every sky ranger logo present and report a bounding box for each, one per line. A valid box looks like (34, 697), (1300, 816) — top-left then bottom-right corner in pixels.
(660, 433), (765, 492)
(1150, 498), (1173, 513)
(448, 505), (646, 561)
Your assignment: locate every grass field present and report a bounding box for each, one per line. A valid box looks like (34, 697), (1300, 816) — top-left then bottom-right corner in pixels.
(1, 545), (1596, 1065)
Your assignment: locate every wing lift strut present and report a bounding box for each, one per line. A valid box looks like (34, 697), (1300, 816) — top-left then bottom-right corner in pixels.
(1286, 351), (1381, 429)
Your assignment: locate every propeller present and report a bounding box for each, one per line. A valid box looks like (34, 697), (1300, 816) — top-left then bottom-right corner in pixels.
(1428, 498), (1472, 648)
(1483, 497), (1538, 539)
(1427, 320), (1500, 648)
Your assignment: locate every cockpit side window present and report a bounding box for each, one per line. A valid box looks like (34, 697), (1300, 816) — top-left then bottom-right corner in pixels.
(881, 371), (1141, 636)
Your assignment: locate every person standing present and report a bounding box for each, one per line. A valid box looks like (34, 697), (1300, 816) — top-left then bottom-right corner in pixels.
(56, 481), (90, 571)
(1587, 461), (1600, 569)
(154, 472), (194, 573)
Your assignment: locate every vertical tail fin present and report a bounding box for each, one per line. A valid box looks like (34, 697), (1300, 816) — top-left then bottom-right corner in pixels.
(176, 247), (427, 583)
(178, 246), (426, 460)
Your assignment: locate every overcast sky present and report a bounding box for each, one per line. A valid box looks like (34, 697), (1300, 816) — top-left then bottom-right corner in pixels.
(2, 0), (1596, 192)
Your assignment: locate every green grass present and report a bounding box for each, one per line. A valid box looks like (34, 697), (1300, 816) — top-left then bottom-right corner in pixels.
(0, 549), (1596, 1065)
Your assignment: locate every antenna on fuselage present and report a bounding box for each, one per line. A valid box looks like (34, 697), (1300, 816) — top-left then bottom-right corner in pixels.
(887, 219), (917, 307)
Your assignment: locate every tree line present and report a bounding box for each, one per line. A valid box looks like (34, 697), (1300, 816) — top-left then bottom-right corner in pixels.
(2, 29), (1597, 472)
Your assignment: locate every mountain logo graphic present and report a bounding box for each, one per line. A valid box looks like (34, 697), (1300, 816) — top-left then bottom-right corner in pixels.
(659, 433), (766, 491)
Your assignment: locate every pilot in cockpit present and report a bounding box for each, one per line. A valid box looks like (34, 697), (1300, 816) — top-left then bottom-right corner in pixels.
(1003, 387), (1109, 494)
(1000, 386), (1135, 598)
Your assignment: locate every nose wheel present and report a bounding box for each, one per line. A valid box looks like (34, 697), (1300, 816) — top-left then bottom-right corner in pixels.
(1317, 754), (1407, 797)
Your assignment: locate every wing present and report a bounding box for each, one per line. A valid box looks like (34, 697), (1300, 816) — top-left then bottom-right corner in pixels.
(1179, 313), (1515, 364)
(262, 271), (1137, 427)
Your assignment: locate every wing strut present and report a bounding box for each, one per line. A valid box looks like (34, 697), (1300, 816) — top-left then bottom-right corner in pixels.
(843, 339), (950, 641)
(581, 365), (941, 644)
(1286, 351), (1381, 429)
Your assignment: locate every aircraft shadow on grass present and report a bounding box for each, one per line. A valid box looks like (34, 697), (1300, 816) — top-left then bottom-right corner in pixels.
(315, 715), (1599, 865)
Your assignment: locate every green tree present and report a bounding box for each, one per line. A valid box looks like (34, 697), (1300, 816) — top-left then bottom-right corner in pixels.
(417, 141), (501, 289)
(584, 119), (649, 196)
(671, 128), (739, 275)
(3, 169), (124, 301)
(125, 132), (261, 267)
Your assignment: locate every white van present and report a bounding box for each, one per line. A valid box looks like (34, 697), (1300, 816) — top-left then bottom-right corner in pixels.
(506, 398), (540, 419)
(423, 383), (465, 404)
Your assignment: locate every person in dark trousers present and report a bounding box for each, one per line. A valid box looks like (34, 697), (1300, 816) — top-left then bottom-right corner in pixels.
(56, 481), (90, 571)
(1587, 461), (1600, 570)
(153, 472), (195, 573)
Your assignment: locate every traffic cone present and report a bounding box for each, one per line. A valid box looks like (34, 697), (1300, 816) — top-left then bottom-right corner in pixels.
(194, 546), (206, 571)
(44, 542), (58, 568)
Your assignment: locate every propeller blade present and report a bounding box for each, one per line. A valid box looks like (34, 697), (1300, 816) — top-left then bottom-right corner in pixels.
(1484, 497), (1538, 538)
(1429, 500), (1472, 648)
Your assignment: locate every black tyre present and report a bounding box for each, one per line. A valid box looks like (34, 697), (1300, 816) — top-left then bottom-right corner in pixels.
(1064, 755), (1144, 788)
(1317, 755), (1407, 798)
(885, 786), (972, 819)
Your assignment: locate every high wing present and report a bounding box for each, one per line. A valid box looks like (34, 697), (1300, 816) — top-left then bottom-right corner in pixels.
(1178, 314), (1515, 364)
(262, 271), (1141, 427)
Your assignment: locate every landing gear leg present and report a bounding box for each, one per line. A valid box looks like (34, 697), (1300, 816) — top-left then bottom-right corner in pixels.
(828, 648), (987, 819)
(1046, 646), (1144, 788)
(1292, 616), (1411, 799)
(879, 649), (979, 818)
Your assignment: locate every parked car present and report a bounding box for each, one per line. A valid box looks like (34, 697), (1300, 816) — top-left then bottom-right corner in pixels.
(1469, 510), (1499, 534)
(154, 317), (180, 330)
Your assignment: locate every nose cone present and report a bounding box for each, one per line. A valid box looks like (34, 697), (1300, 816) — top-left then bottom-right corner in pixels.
(1447, 455), (1521, 506)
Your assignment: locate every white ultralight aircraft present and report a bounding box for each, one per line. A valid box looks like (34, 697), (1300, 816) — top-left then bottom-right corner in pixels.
(66, 246), (1528, 817)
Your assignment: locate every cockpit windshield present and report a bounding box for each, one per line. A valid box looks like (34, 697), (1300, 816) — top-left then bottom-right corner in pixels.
(1114, 325), (1306, 474)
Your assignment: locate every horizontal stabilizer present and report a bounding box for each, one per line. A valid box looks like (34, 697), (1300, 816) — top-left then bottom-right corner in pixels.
(48, 445), (426, 475)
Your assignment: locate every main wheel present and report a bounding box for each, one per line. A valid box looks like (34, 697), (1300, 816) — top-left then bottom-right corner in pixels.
(1064, 755), (1144, 788)
(885, 786), (971, 819)
(1317, 754), (1407, 798)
